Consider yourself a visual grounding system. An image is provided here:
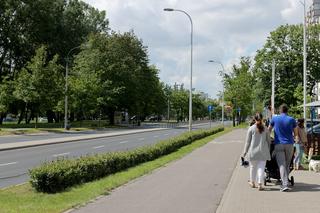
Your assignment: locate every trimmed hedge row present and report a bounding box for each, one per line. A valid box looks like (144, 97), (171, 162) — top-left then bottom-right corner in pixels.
(29, 127), (224, 193)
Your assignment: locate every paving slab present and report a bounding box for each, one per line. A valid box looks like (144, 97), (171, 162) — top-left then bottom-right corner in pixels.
(216, 157), (320, 213)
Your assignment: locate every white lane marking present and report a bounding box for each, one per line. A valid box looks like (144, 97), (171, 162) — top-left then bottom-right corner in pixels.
(139, 138), (145, 141)
(153, 135), (159, 138)
(93, 145), (105, 149)
(119, 140), (129, 144)
(0, 162), (18, 167)
(164, 133), (169, 136)
(53, 152), (70, 157)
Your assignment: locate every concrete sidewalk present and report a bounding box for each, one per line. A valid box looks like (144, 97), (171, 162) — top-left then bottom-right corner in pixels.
(69, 129), (247, 213)
(217, 159), (320, 213)
(68, 128), (320, 213)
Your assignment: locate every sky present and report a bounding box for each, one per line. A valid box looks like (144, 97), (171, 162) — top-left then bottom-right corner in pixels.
(83, 0), (309, 99)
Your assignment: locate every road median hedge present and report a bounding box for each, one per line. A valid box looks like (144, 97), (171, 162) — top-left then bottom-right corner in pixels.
(29, 127), (224, 193)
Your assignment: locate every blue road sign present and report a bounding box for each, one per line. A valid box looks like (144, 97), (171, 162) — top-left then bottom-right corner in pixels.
(208, 105), (213, 112)
(237, 107), (241, 113)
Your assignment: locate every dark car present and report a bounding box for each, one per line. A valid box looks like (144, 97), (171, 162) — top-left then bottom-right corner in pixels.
(307, 123), (320, 134)
(148, 115), (162, 122)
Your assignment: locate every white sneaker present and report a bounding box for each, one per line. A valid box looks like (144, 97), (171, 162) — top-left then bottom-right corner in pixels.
(280, 186), (289, 192)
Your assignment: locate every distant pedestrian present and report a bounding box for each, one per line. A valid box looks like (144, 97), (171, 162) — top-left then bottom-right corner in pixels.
(294, 118), (307, 170)
(242, 112), (271, 191)
(268, 104), (297, 192)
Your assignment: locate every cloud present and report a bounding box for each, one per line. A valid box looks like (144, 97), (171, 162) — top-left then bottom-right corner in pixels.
(83, 0), (305, 98)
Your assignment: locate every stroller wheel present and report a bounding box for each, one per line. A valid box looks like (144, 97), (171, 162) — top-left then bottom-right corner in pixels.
(290, 176), (294, 186)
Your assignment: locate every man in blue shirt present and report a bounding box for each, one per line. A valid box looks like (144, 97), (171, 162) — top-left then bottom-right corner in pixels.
(269, 104), (297, 192)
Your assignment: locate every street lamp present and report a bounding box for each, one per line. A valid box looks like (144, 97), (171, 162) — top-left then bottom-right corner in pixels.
(300, 0), (307, 121)
(208, 60), (225, 127)
(64, 45), (82, 130)
(164, 8), (193, 132)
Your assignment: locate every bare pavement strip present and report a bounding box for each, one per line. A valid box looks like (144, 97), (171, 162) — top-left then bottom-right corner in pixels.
(69, 128), (247, 213)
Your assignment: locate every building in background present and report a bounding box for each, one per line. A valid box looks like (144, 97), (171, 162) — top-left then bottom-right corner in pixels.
(307, 0), (320, 25)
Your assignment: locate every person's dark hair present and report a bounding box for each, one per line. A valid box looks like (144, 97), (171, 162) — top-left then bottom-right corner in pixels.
(298, 118), (305, 128)
(279, 104), (288, 113)
(254, 112), (264, 133)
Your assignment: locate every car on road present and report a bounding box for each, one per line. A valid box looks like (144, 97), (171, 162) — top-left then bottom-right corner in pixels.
(307, 123), (320, 134)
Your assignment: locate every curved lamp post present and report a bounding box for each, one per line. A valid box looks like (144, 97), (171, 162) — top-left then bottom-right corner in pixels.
(208, 60), (225, 127)
(164, 8), (193, 131)
(65, 45), (82, 130)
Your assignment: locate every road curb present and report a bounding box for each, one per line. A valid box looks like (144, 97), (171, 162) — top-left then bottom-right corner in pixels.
(0, 128), (169, 151)
(215, 158), (241, 213)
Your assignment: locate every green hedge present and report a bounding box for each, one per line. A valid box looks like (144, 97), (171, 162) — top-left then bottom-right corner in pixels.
(29, 127), (224, 193)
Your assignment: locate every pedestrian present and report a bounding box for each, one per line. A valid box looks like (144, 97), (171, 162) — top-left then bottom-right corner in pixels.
(268, 104), (297, 192)
(294, 118), (307, 170)
(242, 112), (271, 191)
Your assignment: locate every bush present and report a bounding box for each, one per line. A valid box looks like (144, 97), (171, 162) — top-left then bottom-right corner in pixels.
(29, 127), (224, 193)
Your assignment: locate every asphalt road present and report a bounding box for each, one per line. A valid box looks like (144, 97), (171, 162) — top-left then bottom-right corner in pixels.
(0, 122), (228, 188)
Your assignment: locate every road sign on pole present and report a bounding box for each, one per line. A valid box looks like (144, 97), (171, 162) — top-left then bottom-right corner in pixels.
(208, 105), (213, 112)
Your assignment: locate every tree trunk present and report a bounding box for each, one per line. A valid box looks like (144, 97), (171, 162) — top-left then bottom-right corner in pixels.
(232, 112), (235, 127)
(0, 113), (5, 125)
(46, 110), (55, 123)
(108, 109), (115, 125)
(25, 103), (29, 124)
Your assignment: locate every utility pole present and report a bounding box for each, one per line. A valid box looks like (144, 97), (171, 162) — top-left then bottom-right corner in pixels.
(272, 59), (275, 115)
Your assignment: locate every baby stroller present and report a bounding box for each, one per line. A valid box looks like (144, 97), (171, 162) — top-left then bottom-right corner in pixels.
(264, 143), (294, 186)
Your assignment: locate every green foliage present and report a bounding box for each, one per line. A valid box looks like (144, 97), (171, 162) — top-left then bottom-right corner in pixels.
(0, 78), (14, 113)
(13, 46), (64, 119)
(224, 57), (254, 119)
(253, 24), (320, 111)
(29, 127), (224, 193)
(71, 32), (166, 123)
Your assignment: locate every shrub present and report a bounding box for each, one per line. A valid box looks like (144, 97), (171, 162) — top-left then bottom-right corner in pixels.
(29, 127), (224, 193)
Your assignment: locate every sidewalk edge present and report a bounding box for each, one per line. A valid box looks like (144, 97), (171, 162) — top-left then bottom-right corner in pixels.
(215, 158), (241, 213)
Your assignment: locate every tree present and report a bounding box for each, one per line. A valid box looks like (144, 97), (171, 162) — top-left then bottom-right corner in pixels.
(13, 46), (63, 123)
(0, 78), (14, 124)
(71, 32), (165, 124)
(253, 24), (320, 115)
(224, 57), (254, 124)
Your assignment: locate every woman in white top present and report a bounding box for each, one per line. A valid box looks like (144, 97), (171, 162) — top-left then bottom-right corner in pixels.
(242, 113), (271, 190)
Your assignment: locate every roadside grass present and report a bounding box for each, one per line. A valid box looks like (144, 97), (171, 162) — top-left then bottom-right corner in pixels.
(0, 127), (234, 213)
(0, 128), (41, 136)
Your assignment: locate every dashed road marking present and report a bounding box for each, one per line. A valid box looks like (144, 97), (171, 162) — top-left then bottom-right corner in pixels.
(119, 141), (129, 144)
(53, 152), (70, 157)
(139, 138), (145, 141)
(153, 135), (159, 138)
(0, 162), (17, 167)
(93, 145), (105, 149)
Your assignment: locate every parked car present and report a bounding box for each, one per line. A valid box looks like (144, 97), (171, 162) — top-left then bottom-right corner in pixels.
(148, 115), (162, 122)
(307, 123), (320, 134)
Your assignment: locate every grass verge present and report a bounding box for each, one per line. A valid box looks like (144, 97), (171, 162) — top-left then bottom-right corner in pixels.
(0, 127), (234, 213)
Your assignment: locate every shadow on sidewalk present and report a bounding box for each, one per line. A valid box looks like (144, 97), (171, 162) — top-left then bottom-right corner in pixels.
(291, 182), (320, 192)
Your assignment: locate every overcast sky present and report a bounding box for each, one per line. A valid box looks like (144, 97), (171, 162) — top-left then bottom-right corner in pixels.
(83, 0), (309, 98)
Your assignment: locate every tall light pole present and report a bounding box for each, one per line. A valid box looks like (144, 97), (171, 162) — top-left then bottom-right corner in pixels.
(164, 8), (193, 131)
(209, 60), (225, 127)
(300, 0), (307, 120)
(65, 45), (82, 130)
